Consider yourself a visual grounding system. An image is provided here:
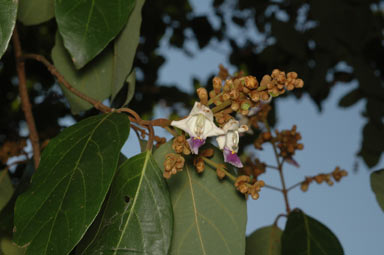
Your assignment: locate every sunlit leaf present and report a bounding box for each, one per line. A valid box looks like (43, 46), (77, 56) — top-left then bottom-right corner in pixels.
(246, 225), (282, 255)
(0, 170), (13, 212)
(55, 0), (135, 68)
(78, 151), (173, 254)
(14, 113), (130, 255)
(0, 0), (17, 59)
(17, 0), (54, 26)
(282, 209), (344, 255)
(370, 169), (384, 213)
(153, 141), (247, 255)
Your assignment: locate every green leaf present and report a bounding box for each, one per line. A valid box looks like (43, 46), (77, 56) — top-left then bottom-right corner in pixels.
(78, 151), (173, 255)
(55, 0), (135, 69)
(14, 113), (130, 255)
(17, 0), (54, 26)
(52, 33), (115, 114)
(52, 1), (143, 114)
(338, 88), (363, 108)
(246, 225), (282, 255)
(153, 141), (247, 255)
(0, 170), (13, 212)
(0, 0), (18, 59)
(0, 238), (25, 255)
(281, 210), (344, 255)
(111, 0), (145, 101)
(370, 169), (384, 213)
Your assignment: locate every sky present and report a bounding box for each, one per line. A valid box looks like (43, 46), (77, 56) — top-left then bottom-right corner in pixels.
(121, 1), (384, 254)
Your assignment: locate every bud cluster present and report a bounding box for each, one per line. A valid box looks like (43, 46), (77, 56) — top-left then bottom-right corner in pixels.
(240, 157), (266, 180)
(300, 167), (348, 192)
(275, 125), (304, 158)
(172, 135), (191, 155)
(234, 175), (265, 200)
(163, 153), (185, 179)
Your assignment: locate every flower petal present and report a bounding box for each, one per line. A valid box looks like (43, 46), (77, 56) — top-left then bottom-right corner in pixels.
(216, 135), (226, 150)
(223, 147), (243, 168)
(187, 137), (206, 154)
(171, 117), (192, 134)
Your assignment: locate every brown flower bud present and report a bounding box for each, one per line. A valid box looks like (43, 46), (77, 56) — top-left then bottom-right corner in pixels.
(216, 168), (226, 180)
(197, 87), (208, 105)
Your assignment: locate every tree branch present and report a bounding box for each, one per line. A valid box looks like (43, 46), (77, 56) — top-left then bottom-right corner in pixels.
(12, 29), (41, 169)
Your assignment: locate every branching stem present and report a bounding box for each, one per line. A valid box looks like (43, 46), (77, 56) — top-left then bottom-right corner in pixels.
(12, 29), (40, 170)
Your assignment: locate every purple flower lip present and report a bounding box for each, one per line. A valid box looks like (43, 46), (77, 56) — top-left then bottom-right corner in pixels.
(223, 147), (243, 168)
(187, 137), (206, 154)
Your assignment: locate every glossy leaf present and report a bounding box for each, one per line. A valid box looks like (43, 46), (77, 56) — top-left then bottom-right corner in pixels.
(370, 169), (384, 212)
(282, 210), (344, 255)
(52, 33), (114, 114)
(17, 0), (54, 25)
(246, 225), (282, 255)
(55, 0), (135, 69)
(78, 151), (173, 255)
(0, 0), (17, 59)
(111, 0), (144, 101)
(154, 141), (247, 255)
(0, 170), (13, 212)
(14, 113), (130, 255)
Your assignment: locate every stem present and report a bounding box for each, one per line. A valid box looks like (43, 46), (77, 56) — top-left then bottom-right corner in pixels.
(266, 164), (279, 170)
(287, 181), (302, 192)
(273, 213), (287, 227)
(22, 54), (111, 113)
(212, 99), (231, 113)
(201, 156), (236, 182)
(264, 184), (282, 192)
(165, 126), (178, 137)
(12, 29), (41, 170)
(264, 120), (291, 213)
(207, 92), (223, 105)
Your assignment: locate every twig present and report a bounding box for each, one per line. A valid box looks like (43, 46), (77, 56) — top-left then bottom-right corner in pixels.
(264, 120), (291, 213)
(12, 29), (40, 170)
(287, 181), (302, 192)
(21, 54), (111, 113)
(264, 184), (282, 192)
(273, 213), (287, 227)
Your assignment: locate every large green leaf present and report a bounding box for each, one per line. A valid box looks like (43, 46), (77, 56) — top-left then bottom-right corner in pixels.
(17, 0), (54, 25)
(14, 113), (130, 255)
(55, 0), (135, 69)
(111, 0), (144, 101)
(78, 151), (173, 254)
(281, 210), (344, 255)
(370, 169), (384, 213)
(153, 141), (247, 255)
(0, 170), (13, 212)
(52, 33), (115, 114)
(0, 0), (17, 59)
(246, 225), (282, 255)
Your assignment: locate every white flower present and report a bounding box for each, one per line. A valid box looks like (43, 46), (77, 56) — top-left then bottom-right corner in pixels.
(216, 119), (248, 167)
(171, 102), (224, 154)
